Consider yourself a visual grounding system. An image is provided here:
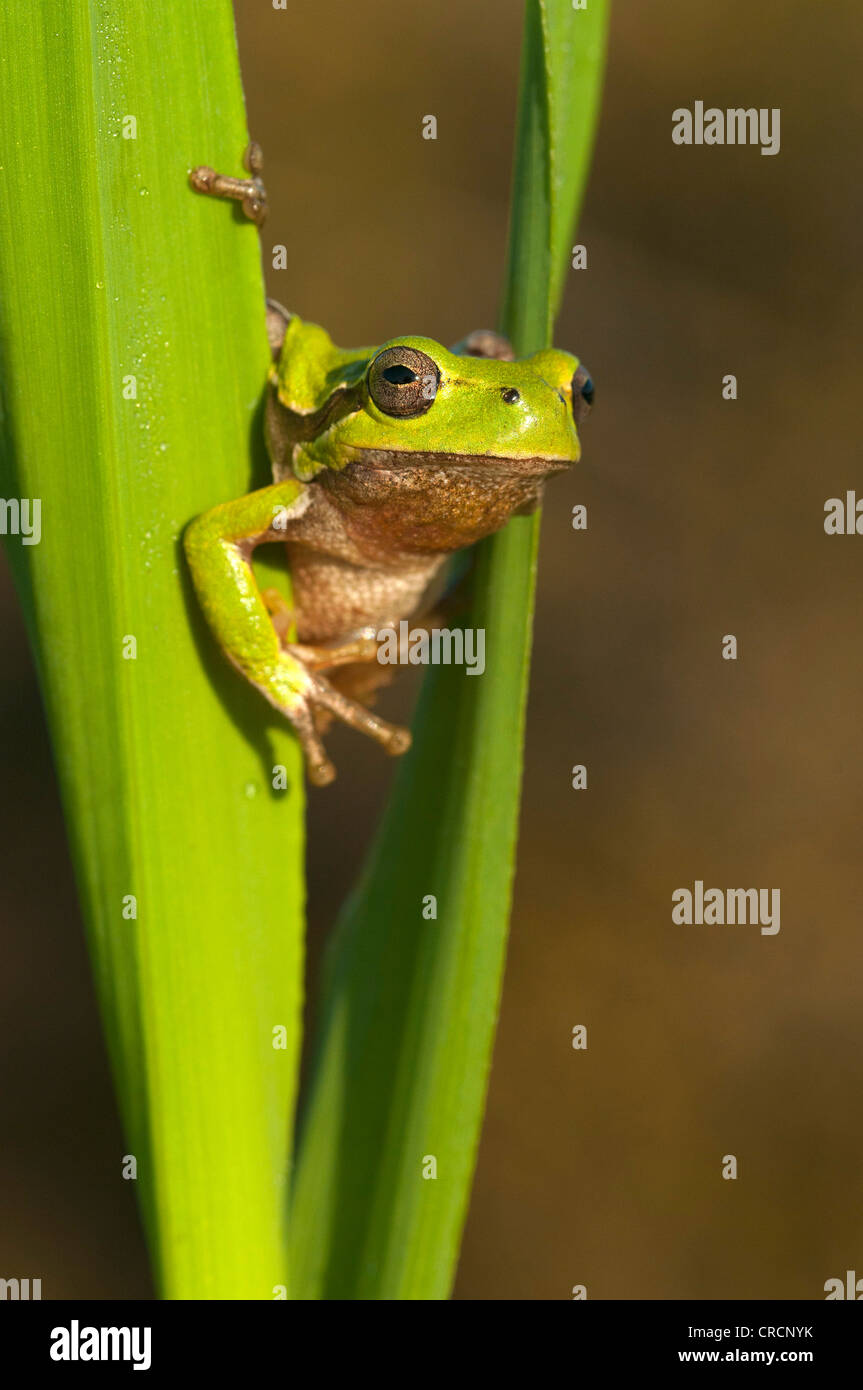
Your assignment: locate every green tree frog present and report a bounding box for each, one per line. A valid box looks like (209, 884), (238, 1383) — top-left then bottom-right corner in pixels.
(185, 147), (593, 785)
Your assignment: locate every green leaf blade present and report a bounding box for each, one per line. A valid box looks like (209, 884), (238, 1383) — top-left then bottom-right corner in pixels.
(292, 0), (609, 1301)
(0, 0), (304, 1298)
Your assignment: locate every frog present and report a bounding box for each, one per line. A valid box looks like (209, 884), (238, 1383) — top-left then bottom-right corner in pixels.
(184, 146), (594, 786)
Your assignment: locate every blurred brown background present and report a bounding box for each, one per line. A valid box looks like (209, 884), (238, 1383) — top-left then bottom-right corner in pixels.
(2, 0), (862, 1299)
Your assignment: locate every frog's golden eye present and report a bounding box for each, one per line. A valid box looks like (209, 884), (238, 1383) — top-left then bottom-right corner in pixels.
(571, 363), (594, 425)
(368, 346), (440, 418)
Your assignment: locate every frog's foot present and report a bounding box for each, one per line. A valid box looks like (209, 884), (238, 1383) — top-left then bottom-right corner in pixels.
(307, 672), (411, 768)
(289, 642), (410, 767)
(313, 586), (474, 732)
(258, 617), (408, 778)
(271, 649), (410, 786)
(290, 630), (398, 733)
(189, 141), (268, 226)
(317, 659), (398, 728)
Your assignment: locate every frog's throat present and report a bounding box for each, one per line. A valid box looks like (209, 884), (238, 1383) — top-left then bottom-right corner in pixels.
(289, 445), (574, 485)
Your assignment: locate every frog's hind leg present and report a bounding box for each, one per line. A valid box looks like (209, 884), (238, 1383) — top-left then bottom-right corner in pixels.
(258, 592), (410, 762)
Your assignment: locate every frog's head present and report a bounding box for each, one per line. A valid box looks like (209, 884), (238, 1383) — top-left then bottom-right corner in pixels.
(267, 312), (593, 553)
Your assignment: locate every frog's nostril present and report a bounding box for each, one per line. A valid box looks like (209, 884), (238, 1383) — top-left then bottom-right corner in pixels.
(571, 364), (594, 425)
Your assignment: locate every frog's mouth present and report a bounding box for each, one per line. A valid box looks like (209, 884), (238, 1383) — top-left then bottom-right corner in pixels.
(348, 447), (573, 478)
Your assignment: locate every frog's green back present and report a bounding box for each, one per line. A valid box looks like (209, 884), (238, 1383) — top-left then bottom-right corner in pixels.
(272, 316), (372, 415)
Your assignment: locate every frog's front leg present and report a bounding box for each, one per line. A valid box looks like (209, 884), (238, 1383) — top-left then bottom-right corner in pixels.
(184, 482), (411, 786)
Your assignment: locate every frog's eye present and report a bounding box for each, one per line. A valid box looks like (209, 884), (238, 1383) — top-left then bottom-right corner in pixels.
(571, 363), (594, 425)
(368, 346), (440, 418)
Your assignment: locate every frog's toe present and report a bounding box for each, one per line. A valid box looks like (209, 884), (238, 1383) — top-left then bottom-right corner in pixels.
(385, 726), (412, 756)
(308, 755), (337, 788)
(289, 699), (337, 786)
(311, 675), (411, 759)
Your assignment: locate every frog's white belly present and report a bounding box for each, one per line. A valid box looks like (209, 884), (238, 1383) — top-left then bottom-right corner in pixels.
(286, 544), (443, 643)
